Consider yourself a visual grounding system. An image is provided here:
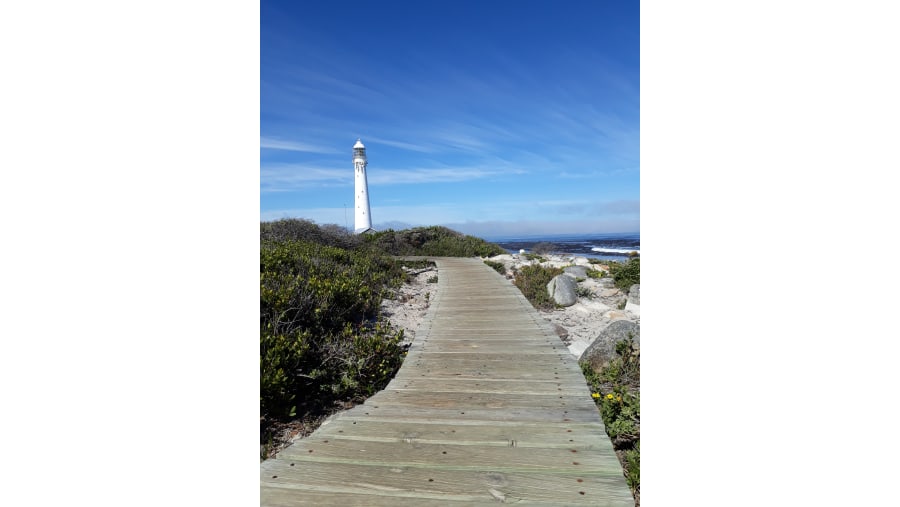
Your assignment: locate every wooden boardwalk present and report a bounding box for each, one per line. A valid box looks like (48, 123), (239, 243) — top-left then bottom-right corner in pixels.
(260, 257), (634, 506)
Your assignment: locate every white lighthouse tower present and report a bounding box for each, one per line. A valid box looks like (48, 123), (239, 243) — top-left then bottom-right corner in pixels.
(353, 138), (373, 234)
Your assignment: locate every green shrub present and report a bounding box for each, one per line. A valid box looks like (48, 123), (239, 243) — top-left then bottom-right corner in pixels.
(483, 260), (506, 275)
(586, 269), (605, 279)
(522, 253), (546, 262)
(608, 257), (640, 291)
(580, 337), (640, 499)
(513, 265), (563, 310)
(575, 285), (593, 299)
(260, 236), (407, 421)
(598, 388), (640, 437)
(367, 226), (504, 257)
(625, 442), (640, 492)
(260, 218), (361, 250)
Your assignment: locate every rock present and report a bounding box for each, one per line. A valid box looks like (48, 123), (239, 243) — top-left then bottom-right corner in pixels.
(546, 274), (577, 307)
(579, 320), (640, 369)
(600, 288), (621, 298)
(625, 284), (640, 316)
(563, 266), (588, 279)
(596, 277), (615, 288)
(625, 301), (640, 317)
(627, 284), (640, 305)
(571, 257), (592, 267)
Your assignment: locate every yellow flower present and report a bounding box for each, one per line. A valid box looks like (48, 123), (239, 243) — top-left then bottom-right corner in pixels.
(591, 392), (600, 398)
(606, 393), (615, 400)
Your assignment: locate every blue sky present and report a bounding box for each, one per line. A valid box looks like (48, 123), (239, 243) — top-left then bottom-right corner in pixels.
(261, 1), (639, 238)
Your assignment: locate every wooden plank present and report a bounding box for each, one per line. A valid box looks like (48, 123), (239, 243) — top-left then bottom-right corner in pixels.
(392, 366), (584, 382)
(328, 403), (602, 424)
(413, 338), (559, 348)
(385, 378), (590, 395)
(261, 461), (632, 505)
(274, 437), (624, 475)
(312, 418), (607, 449)
(369, 390), (592, 411)
(411, 352), (572, 362)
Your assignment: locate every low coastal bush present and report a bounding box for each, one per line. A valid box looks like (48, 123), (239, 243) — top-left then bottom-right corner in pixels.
(581, 336), (640, 501)
(368, 226), (505, 257)
(575, 285), (593, 299)
(483, 260), (506, 275)
(608, 257), (640, 291)
(522, 253), (547, 262)
(513, 264), (563, 310)
(586, 268), (605, 279)
(261, 218), (362, 250)
(260, 238), (406, 424)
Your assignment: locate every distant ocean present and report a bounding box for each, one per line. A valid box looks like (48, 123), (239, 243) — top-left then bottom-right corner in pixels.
(485, 232), (640, 263)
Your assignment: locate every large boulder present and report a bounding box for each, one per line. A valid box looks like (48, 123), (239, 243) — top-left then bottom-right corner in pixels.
(627, 284), (640, 305)
(547, 274), (577, 307)
(625, 284), (640, 316)
(579, 320), (640, 369)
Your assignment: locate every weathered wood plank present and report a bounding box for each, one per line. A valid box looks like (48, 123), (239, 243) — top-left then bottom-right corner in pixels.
(261, 461), (633, 505)
(385, 378), (591, 395)
(369, 390), (593, 412)
(261, 485), (632, 506)
(324, 402), (603, 424)
(313, 418), (607, 448)
(392, 366), (584, 382)
(274, 437), (624, 475)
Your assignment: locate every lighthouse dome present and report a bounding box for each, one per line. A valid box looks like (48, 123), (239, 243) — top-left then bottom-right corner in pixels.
(353, 139), (365, 149)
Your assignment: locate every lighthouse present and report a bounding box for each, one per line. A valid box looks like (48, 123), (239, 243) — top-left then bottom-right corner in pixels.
(353, 138), (373, 234)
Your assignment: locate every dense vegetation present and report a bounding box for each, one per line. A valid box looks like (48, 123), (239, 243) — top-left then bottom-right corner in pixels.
(512, 264), (564, 310)
(260, 238), (406, 422)
(608, 257), (640, 291)
(483, 259), (506, 275)
(260, 219), (504, 458)
(581, 336), (640, 501)
(368, 226), (505, 257)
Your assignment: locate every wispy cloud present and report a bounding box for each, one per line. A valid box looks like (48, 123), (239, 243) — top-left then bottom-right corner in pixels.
(260, 137), (339, 154)
(260, 164), (346, 191)
(370, 166), (524, 185)
(261, 162), (525, 191)
(261, 204), (468, 226)
(363, 136), (436, 153)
